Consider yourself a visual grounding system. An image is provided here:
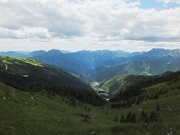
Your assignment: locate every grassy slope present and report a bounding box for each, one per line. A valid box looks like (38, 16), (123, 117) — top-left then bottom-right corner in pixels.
(0, 81), (114, 135)
(99, 74), (152, 94)
(0, 56), (92, 90)
(111, 78), (180, 134)
(0, 75), (180, 135)
(99, 74), (130, 93)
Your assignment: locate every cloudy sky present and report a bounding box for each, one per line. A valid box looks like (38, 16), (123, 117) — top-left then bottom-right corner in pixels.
(0, 0), (180, 52)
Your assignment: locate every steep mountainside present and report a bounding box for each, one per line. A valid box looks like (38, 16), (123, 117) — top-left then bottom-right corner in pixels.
(88, 60), (180, 82)
(144, 48), (180, 58)
(28, 50), (46, 57)
(30, 49), (132, 74)
(31, 49), (88, 74)
(0, 56), (92, 90)
(110, 71), (180, 102)
(99, 74), (153, 94)
(102, 48), (180, 67)
(66, 50), (130, 70)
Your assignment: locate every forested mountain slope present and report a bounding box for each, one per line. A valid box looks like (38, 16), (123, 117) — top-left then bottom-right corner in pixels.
(0, 56), (91, 90)
(31, 49), (88, 74)
(89, 60), (180, 82)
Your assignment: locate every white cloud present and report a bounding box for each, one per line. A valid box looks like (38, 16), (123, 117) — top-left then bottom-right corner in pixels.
(157, 0), (180, 4)
(0, 0), (180, 51)
(0, 27), (50, 39)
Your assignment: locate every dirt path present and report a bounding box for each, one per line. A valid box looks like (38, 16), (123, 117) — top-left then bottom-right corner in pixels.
(4, 63), (8, 70)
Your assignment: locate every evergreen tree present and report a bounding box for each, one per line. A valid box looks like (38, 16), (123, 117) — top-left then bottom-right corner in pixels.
(111, 103), (115, 108)
(139, 110), (146, 122)
(156, 105), (160, 111)
(114, 114), (118, 122)
(132, 112), (137, 123)
(149, 111), (159, 122)
(136, 99), (140, 105)
(120, 114), (125, 123)
(141, 110), (145, 116)
(126, 111), (132, 123)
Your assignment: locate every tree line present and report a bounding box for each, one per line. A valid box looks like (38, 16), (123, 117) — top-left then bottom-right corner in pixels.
(27, 82), (105, 106)
(114, 106), (161, 124)
(110, 71), (180, 102)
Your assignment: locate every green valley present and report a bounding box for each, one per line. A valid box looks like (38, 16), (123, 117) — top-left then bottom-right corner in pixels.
(0, 49), (180, 135)
(1, 0), (180, 133)
(0, 59), (180, 134)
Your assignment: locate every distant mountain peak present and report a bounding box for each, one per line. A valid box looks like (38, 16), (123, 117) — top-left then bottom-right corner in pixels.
(48, 49), (62, 52)
(46, 49), (64, 56)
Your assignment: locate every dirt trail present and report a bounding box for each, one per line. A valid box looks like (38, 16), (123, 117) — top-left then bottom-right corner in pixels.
(4, 63), (8, 70)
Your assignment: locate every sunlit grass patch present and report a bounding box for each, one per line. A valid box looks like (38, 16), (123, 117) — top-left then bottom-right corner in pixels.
(2, 60), (12, 64)
(18, 58), (43, 67)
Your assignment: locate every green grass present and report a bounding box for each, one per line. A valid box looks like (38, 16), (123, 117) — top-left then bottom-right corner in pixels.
(17, 58), (43, 67)
(0, 82), (111, 135)
(0, 76), (180, 134)
(1, 57), (43, 73)
(2, 60), (12, 65)
(100, 74), (131, 93)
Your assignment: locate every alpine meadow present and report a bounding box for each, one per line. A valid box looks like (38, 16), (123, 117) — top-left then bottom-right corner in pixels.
(0, 0), (180, 135)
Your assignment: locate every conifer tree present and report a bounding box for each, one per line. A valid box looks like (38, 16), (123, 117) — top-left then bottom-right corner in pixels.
(132, 112), (137, 123)
(114, 114), (118, 122)
(141, 110), (145, 116)
(156, 105), (160, 111)
(126, 111), (132, 123)
(120, 114), (125, 123)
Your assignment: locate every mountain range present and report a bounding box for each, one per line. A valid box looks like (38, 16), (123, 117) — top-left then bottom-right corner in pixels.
(1, 48), (180, 84)
(1, 48), (180, 76)
(0, 48), (180, 134)
(89, 60), (180, 82)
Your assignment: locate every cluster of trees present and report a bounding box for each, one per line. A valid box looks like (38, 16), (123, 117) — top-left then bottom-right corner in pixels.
(73, 113), (91, 123)
(62, 97), (78, 107)
(27, 82), (105, 106)
(114, 111), (137, 123)
(111, 89), (167, 109)
(111, 98), (136, 109)
(115, 107), (161, 124)
(138, 110), (161, 123)
(110, 71), (180, 102)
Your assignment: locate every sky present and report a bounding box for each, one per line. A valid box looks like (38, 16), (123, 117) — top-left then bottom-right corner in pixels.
(0, 0), (180, 52)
